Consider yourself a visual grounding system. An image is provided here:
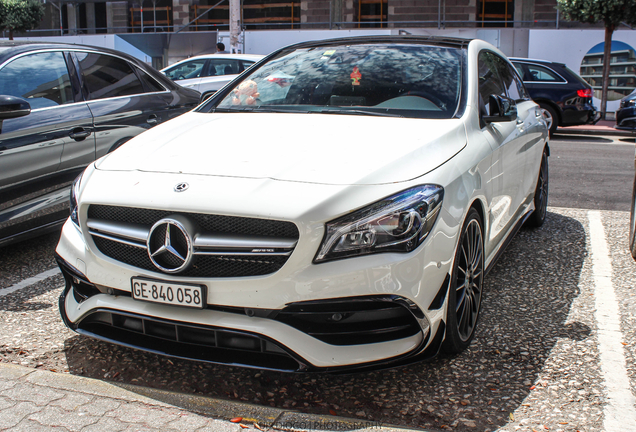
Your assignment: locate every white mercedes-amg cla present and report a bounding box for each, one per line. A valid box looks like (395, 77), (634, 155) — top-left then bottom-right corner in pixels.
(55, 36), (549, 372)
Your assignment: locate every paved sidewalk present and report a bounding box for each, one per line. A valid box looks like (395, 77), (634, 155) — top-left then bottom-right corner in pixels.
(557, 119), (636, 137)
(0, 363), (413, 432)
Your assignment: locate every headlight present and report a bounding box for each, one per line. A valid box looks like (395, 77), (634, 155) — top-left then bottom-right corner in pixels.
(621, 99), (636, 108)
(70, 172), (83, 227)
(314, 185), (444, 263)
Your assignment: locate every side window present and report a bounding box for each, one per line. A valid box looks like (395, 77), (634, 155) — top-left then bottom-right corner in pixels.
(525, 64), (565, 82)
(164, 60), (207, 80)
(493, 57), (528, 102)
(137, 68), (165, 92)
(209, 59), (240, 76)
(239, 60), (255, 73)
(76, 53), (145, 100)
(510, 65), (530, 100)
(0, 51), (73, 109)
(478, 51), (506, 116)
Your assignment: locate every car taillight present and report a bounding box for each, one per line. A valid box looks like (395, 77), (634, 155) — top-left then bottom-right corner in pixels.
(577, 88), (593, 98)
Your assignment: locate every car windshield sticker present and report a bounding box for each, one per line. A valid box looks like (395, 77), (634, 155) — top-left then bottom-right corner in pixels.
(350, 66), (362, 86)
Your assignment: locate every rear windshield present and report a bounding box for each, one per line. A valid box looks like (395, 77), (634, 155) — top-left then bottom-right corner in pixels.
(203, 43), (463, 119)
(563, 65), (590, 87)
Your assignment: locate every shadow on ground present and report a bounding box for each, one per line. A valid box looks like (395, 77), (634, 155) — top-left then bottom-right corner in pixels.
(64, 211), (586, 431)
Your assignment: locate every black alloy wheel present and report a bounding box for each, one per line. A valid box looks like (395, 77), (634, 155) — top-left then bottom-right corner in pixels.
(443, 208), (484, 354)
(630, 174), (636, 260)
(527, 148), (549, 228)
(539, 103), (558, 137)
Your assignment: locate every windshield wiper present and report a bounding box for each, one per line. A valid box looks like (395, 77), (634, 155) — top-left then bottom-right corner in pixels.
(213, 107), (310, 114)
(318, 108), (403, 118)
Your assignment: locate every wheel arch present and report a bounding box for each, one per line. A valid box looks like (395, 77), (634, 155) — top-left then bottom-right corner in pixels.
(535, 99), (562, 125)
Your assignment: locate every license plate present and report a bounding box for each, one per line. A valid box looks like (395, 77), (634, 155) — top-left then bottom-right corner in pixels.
(131, 277), (206, 309)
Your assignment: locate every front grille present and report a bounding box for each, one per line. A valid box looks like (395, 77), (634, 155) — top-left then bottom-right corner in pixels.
(88, 205), (299, 238)
(78, 310), (303, 371)
(88, 205), (299, 278)
(93, 236), (291, 277)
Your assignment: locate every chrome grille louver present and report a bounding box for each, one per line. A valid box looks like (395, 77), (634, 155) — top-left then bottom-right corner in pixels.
(87, 205), (299, 277)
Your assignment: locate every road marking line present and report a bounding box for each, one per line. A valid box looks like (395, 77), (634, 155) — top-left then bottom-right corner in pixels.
(0, 268), (61, 298)
(588, 210), (636, 430)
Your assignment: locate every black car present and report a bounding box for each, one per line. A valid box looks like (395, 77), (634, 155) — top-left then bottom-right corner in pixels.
(616, 91), (636, 131)
(0, 41), (200, 247)
(510, 58), (598, 135)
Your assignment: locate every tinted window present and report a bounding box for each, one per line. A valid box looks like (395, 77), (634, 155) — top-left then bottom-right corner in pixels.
(164, 59), (207, 80)
(478, 51), (506, 115)
(239, 60), (255, 72)
(137, 68), (165, 92)
(208, 59), (240, 76)
(77, 53), (145, 99)
(525, 64), (565, 82)
(511, 68), (530, 100)
(491, 56), (528, 101)
(213, 44), (463, 119)
(0, 51), (73, 109)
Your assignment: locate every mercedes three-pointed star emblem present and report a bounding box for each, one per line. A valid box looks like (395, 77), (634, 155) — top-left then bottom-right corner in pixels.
(147, 218), (193, 273)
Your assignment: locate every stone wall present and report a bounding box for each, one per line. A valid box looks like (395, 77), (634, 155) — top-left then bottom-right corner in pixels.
(172, 0), (192, 28)
(106, 1), (129, 33)
(300, 0), (331, 27)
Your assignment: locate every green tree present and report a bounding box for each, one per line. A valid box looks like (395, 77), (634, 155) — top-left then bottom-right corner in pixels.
(0, 0), (44, 40)
(556, 0), (636, 118)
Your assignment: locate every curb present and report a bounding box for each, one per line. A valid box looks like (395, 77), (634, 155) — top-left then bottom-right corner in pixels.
(556, 127), (636, 137)
(0, 363), (425, 431)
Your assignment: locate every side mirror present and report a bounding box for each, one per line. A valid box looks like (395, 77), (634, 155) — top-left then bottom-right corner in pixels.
(0, 95), (31, 120)
(483, 94), (517, 123)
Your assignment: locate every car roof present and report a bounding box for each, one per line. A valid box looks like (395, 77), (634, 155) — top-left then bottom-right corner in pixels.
(281, 35), (473, 51)
(162, 53), (264, 69)
(0, 40), (145, 67)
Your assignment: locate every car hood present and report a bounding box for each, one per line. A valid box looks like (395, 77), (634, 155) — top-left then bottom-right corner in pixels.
(96, 112), (466, 186)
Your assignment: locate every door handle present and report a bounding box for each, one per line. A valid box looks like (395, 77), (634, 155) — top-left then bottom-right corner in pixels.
(69, 127), (92, 141)
(146, 114), (158, 125)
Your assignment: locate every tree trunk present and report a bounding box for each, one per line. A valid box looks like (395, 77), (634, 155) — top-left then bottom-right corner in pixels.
(8, 29), (13, 40)
(601, 24), (614, 120)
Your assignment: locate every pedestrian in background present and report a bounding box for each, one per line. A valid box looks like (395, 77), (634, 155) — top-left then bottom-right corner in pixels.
(216, 42), (228, 54)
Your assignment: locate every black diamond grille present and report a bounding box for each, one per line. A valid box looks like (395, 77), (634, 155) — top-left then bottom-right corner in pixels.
(93, 237), (291, 277)
(89, 205), (299, 278)
(88, 205), (299, 238)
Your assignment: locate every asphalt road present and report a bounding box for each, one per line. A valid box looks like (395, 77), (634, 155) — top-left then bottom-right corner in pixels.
(549, 133), (635, 212)
(1, 133), (635, 432)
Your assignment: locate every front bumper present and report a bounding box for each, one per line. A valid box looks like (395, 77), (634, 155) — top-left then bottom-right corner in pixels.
(56, 209), (454, 371)
(616, 106), (636, 131)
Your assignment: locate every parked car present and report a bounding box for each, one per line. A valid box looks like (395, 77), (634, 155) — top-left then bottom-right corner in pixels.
(616, 90), (636, 131)
(161, 54), (264, 101)
(510, 57), (598, 136)
(0, 41), (200, 247)
(56, 36), (549, 372)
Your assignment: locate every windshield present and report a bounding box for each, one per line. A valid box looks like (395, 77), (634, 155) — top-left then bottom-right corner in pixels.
(205, 43), (463, 119)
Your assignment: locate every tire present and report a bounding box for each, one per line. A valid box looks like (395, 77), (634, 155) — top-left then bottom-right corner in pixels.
(527, 149), (549, 228)
(443, 208), (484, 354)
(630, 175), (636, 260)
(539, 103), (558, 137)
(201, 92), (215, 102)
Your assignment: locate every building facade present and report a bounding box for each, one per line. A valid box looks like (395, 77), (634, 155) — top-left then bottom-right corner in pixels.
(32, 0), (604, 38)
